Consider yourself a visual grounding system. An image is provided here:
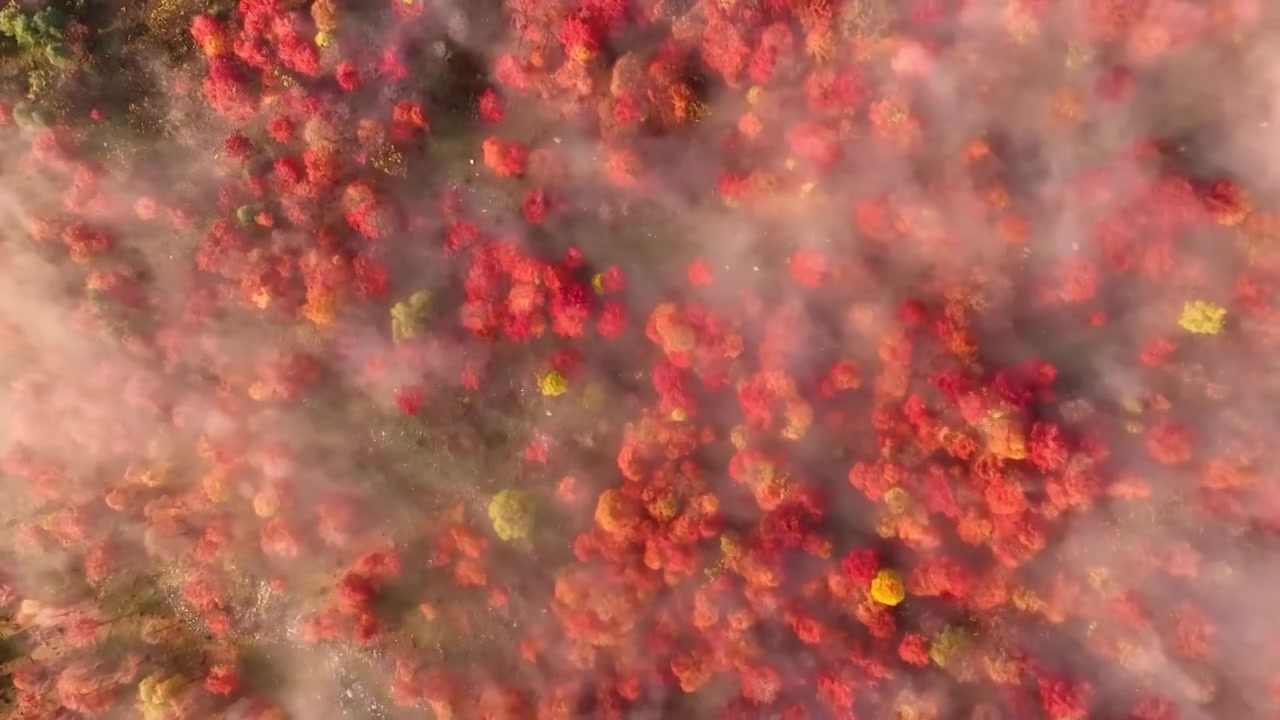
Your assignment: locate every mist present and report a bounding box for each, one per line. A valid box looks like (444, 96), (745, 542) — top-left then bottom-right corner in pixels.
(1, 0), (1280, 719)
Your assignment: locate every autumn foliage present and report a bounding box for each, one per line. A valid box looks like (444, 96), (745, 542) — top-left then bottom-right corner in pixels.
(0, 0), (1277, 718)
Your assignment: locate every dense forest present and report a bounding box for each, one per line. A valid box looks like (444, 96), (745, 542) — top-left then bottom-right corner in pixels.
(1, 0), (1279, 718)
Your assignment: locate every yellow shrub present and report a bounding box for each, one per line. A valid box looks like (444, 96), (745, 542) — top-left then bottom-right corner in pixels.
(1179, 300), (1226, 335)
(870, 568), (905, 606)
